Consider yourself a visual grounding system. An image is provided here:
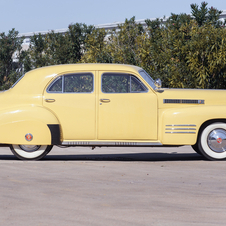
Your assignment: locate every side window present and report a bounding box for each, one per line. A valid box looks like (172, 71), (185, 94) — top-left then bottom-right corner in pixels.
(48, 76), (62, 92)
(102, 74), (129, 93)
(131, 76), (147, 92)
(47, 73), (93, 93)
(102, 73), (147, 93)
(64, 74), (93, 93)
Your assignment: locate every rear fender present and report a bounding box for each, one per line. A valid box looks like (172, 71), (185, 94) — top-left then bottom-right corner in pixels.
(0, 106), (61, 145)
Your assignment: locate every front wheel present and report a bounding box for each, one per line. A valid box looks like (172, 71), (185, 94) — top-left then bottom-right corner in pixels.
(198, 123), (226, 160)
(10, 144), (53, 160)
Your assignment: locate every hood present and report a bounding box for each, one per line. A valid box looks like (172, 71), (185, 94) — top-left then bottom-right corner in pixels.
(156, 88), (226, 109)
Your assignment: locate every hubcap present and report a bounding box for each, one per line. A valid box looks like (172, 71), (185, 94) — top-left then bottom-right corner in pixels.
(207, 129), (226, 153)
(19, 145), (41, 152)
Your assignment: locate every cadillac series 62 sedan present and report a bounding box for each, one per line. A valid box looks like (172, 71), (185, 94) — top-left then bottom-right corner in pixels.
(1, 63), (226, 161)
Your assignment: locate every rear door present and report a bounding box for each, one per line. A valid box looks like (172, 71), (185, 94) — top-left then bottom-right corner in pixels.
(43, 71), (96, 140)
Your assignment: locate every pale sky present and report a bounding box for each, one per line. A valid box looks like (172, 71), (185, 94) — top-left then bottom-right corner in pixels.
(0, 0), (225, 34)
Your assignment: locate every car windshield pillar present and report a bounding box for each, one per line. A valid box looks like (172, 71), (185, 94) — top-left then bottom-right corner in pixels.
(138, 70), (156, 90)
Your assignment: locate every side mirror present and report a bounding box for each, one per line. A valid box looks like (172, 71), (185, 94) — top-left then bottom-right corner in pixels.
(154, 78), (162, 89)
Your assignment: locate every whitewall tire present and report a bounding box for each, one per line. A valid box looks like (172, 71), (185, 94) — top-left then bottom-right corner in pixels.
(198, 123), (226, 160)
(10, 144), (53, 160)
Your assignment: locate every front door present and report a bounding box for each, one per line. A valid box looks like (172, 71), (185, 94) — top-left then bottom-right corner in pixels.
(98, 71), (157, 140)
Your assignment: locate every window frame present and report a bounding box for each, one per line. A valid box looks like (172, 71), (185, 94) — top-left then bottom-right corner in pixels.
(47, 73), (94, 94)
(101, 73), (148, 94)
(138, 70), (156, 90)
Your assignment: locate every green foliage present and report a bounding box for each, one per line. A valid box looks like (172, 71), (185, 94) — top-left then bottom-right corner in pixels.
(82, 2), (226, 89)
(25, 23), (94, 69)
(81, 28), (111, 63)
(1, 2), (226, 90)
(0, 29), (25, 90)
(187, 23), (226, 88)
(191, 2), (224, 27)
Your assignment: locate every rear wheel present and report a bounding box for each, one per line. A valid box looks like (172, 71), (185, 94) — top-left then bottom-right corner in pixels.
(10, 144), (53, 160)
(198, 123), (226, 160)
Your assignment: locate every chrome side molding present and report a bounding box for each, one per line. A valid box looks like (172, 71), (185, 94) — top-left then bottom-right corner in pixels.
(165, 124), (197, 134)
(62, 141), (162, 146)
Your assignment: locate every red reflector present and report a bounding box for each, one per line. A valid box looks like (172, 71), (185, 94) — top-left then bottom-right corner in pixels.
(217, 138), (222, 144)
(25, 133), (33, 141)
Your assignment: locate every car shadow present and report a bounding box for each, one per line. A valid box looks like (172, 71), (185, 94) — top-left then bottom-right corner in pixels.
(42, 152), (205, 162)
(0, 151), (205, 162)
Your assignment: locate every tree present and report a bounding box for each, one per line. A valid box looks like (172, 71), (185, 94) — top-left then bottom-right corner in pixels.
(81, 28), (112, 63)
(25, 23), (94, 70)
(2, 2), (224, 91)
(0, 29), (24, 90)
(191, 1), (224, 27)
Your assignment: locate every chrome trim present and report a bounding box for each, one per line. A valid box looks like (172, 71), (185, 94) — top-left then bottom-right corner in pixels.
(100, 99), (110, 103)
(207, 129), (226, 153)
(45, 99), (55, 103)
(163, 99), (204, 104)
(154, 78), (162, 89)
(165, 124), (197, 134)
(165, 132), (196, 134)
(166, 128), (196, 130)
(101, 73), (148, 94)
(138, 70), (156, 90)
(19, 145), (41, 152)
(61, 141), (162, 146)
(166, 124), (196, 127)
(47, 73), (94, 93)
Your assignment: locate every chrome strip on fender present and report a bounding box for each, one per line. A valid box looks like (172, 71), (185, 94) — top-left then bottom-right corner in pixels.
(166, 128), (196, 130)
(166, 124), (196, 127)
(165, 124), (197, 134)
(165, 132), (196, 134)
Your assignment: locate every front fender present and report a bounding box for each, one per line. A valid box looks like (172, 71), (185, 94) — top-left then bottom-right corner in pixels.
(160, 105), (226, 145)
(0, 105), (61, 145)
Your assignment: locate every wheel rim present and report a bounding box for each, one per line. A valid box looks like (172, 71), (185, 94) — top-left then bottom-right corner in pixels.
(207, 129), (226, 153)
(19, 145), (41, 152)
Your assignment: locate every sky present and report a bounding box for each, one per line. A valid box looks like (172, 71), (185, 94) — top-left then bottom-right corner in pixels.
(0, 0), (225, 34)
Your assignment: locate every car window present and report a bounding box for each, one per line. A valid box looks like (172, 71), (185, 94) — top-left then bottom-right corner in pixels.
(102, 73), (147, 93)
(48, 76), (62, 92)
(64, 74), (93, 93)
(47, 73), (93, 93)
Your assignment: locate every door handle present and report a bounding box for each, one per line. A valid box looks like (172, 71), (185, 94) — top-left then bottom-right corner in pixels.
(100, 99), (110, 103)
(45, 99), (55, 103)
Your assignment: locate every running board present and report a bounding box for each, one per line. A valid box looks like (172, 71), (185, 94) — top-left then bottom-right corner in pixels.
(61, 141), (162, 146)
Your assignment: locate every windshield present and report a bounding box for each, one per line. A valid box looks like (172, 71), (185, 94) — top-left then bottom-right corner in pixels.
(11, 74), (25, 89)
(139, 70), (156, 90)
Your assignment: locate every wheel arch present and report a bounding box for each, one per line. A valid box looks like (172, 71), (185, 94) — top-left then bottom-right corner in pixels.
(195, 118), (226, 144)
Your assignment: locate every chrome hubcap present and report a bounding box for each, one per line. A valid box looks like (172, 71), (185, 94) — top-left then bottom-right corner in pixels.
(207, 129), (226, 153)
(19, 145), (41, 152)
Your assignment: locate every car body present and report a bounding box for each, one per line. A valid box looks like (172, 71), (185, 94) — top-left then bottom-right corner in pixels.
(1, 63), (226, 160)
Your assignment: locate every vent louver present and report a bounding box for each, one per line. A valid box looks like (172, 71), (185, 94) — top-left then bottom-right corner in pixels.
(163, 99), (204, 104)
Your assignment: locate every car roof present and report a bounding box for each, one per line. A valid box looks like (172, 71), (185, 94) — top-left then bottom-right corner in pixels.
(28, 63), (142, 74)
(12, 63), (143, 94)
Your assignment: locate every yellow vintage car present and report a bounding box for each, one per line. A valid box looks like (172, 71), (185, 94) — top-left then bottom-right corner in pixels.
(1, 63), (226, 160)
